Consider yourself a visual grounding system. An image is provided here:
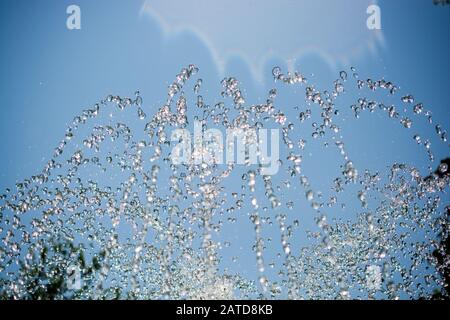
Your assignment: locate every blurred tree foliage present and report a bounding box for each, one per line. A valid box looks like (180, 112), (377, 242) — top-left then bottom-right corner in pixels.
(0, 238), (119, 300)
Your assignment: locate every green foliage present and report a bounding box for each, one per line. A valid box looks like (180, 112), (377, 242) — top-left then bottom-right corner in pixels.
(0, 238), (107, 300)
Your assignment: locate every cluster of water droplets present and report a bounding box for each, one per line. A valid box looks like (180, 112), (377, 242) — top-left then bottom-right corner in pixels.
(0, 63), (448, 299)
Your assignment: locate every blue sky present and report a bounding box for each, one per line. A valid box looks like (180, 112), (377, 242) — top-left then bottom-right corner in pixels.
(0, 0), (448, 185)
(0, 0), (449, 298)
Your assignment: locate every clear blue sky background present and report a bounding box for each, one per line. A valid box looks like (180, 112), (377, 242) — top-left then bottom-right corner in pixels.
(0, 0), (449, 297)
